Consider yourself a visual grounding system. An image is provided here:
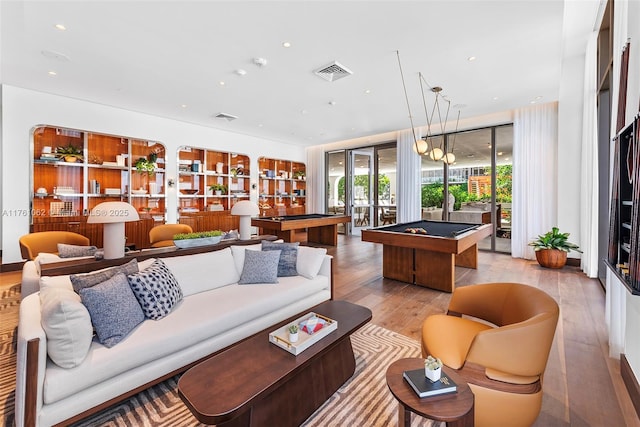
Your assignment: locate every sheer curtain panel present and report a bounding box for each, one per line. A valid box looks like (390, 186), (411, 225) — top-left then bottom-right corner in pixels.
(511, 103), (558, 259)
(396, 129), (422, 223)
(306, 146), (325, 214)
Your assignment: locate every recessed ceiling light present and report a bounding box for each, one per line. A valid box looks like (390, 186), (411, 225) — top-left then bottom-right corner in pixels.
(253, 57), (268, 67)
(48, 71), (57, 76)
(219, 81), (225, 86)
(328, 100), (337, 106)
(535, 96), (543, 100)
(181, 104), (187, 108)
(467, 56), (476, 61)
(364, 89), (371, 94)
(282, 41), (291, 48)
(235, 69), (247, 76)
(54, 24), (66, 31)
(498, 152), (503, 156)
(301, 109), (309, 115)
(258, 124), (263, 127)
(492, 96), (499, 101)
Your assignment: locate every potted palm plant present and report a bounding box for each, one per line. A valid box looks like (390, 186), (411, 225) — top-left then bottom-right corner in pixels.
(209, 183), (227, 196)
(56, 144), (84, 163)
(529, 227), (582, 269)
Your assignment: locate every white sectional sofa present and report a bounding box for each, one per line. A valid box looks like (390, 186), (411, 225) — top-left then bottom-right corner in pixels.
(15, 241), (332, 427)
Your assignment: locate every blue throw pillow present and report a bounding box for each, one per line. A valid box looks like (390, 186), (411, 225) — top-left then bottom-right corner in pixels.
(127, 259), (183, 320)
(238, 249), (281, 284)
(261, 241), (299, 277)
(79, 273), (144, 348)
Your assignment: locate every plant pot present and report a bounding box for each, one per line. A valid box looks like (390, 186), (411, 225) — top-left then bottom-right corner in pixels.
(215, 190), (222, 196)
(535, 249), (567, 269)
(289, 332), (299, 343)
(65, 156), (79, 163)
(425, 366), (441, 382)
(173, 236), (222, 249)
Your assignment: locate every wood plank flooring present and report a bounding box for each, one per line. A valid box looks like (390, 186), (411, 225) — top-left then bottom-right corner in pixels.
(2, 235), (640, 425)
(326, 235), (640, 427)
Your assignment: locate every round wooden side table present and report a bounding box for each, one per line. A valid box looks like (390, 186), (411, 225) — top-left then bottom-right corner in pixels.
(386, 357), (475, 427)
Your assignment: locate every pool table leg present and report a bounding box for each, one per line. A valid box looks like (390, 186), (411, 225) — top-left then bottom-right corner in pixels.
(455, 244), (478, 268)
(307, 224), (338, 245)
(414, 250), (455, 292)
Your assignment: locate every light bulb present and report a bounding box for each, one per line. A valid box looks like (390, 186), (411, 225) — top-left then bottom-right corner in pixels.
(444, 152), (456, 164)
(429, 148), (444, 161)
(412, 139), (428, 155)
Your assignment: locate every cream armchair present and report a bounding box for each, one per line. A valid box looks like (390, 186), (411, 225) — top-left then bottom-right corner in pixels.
(421, 282), (559, 427)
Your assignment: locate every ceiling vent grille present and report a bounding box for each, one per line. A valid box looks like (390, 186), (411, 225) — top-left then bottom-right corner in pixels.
(214, 113), (238, 121)
(314, 61), (353, 82)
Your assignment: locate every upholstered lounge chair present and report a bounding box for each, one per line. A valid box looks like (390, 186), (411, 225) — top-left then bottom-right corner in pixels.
(421, 282), (559, 427)
(149, 223), (193, 248)
(19, 231), (90, 260)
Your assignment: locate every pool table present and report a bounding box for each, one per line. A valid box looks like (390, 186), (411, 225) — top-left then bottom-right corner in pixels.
(361, 220), (492, 292)
(251, 214), (351, 246)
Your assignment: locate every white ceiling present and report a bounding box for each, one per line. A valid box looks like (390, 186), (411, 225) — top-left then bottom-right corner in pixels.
(1, 1), (600, 147)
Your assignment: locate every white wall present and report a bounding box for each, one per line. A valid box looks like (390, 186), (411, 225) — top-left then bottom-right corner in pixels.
(1, 85), (305, 264)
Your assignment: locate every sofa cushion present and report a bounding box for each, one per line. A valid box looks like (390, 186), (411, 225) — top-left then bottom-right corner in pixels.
(161, 248), (239, 296)
(230, 243), (263, 276)
(57, 243), (98, 258)
(262, 241), (299, 277)
(79, 273), (145, 348)
(40, 275), (74, 292)
(70, 259), (139, 293)
(127, 259), (183, 320)
(238, 250), (281, 284)
(39, 287), (93, 368)
(296, 246), (328, 279)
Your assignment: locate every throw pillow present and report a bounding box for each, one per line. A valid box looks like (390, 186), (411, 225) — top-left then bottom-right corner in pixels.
(70, 259), (139, 293)
(40, 287), (93, 368)
(261, 241), (299, 277)
(33, 253), (61, 274)
(230, 244), (262, 276)
(40, 275), (74, 292)
(296, 246), (328, 279)
(79, 273), (145, 348)
(161, 248), (239, 296)
(57, 243), (98, 258)
(127, 259), (183, 320)
(238, 249), (281, 284)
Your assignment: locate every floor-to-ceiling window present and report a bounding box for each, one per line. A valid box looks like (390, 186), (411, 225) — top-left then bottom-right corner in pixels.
(419, 124), (513, 253)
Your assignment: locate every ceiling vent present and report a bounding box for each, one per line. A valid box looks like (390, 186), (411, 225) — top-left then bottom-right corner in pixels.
(214, 113), (238, 122)
(314, 61), (353, 82)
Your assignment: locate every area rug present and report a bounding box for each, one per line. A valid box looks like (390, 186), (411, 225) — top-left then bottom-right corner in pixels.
(0, 284), (436, 426)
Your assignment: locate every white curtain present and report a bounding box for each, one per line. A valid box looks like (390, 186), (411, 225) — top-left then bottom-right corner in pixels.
(580, 32), (599, 278)
(511, 102), (558, 259)
(306, 145), (325, 214)
(396, 129), (422, 223)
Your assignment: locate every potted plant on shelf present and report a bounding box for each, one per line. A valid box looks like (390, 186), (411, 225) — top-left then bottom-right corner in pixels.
(293, 170), (306, 180)
(134, 153), (158, 175)
(56, 144), (84, 163)
(173, 230), (224, 249)
(529, 227), (582, 269)
(288, 324), (299, 343)
(424, 355), (442, 382)
(209, 183), (227, 196)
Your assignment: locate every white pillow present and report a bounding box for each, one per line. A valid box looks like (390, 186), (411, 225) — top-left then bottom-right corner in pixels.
(33, 253), (61, 274)
(40, 275), (74, 292)
(296, 246), (327, 279)
(230, 244), (262, 276)
(137, 258), (156, 271)
(161, 248), (240, 296)
(39, 287), (93, 368)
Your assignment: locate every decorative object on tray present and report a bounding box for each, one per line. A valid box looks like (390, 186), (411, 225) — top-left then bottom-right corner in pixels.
(529, 226), (582, 269)
(288, 324), (299, 343)
(404, 227), (428, 234)
(300, 314), (326, 334)
(424, 355), (442, 382)
(56, 144), (84, 163)
(172, 230), (223, 248)
(403, 366), (457, 398)
(269, 312), (338, 355)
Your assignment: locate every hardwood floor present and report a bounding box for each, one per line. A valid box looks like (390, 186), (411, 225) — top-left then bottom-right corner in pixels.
(326, 235), (640, 427)
(3, 236), (640, 426)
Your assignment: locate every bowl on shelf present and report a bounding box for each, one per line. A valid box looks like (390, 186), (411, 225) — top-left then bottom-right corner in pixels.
(180, 189), (199, 195)
(132, 189), (148, 195)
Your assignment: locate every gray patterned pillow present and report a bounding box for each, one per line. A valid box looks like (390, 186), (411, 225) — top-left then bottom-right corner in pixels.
(127, 259), (183, 320)
(70, 259), (139, 293)
(58, 243), (98, 258)
(79, 273), (144, 348)
(238, 249), (281, 284)
(261, 241), (299, 277)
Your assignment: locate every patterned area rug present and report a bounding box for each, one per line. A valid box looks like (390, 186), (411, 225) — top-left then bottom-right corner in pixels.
(0, 284), (436, 427)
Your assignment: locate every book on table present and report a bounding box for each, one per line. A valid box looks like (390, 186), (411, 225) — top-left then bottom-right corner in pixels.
(403, 369), (457, 398)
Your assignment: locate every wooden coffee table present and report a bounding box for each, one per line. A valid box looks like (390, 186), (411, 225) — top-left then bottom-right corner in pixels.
(386, 358), (475, 427)
(178, 300), (372, 426)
